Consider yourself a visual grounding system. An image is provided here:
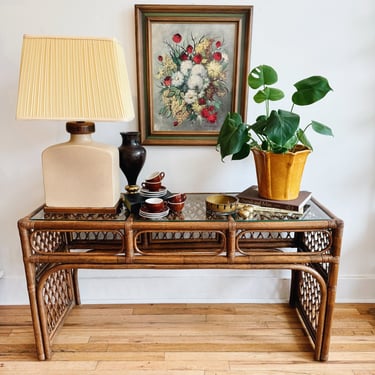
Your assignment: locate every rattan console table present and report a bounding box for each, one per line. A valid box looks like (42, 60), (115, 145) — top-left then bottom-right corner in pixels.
(18, 193), (343, 361)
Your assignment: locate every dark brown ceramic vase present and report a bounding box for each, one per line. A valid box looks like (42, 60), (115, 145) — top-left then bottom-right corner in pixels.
(119, 132), (146, 194)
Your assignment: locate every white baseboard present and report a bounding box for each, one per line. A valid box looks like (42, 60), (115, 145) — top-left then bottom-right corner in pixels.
(335, 274), (375, 302)
(1, 270), (374, 305)
(78, 269), (293, 304)
(0, 275), (29, 305)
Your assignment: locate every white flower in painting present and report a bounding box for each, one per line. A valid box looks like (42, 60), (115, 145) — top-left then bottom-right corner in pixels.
(197, 78), (209, 98)
(221, 53), (229, 63)
(180, 60), (193, 76)
(198, 89), (206, 98)
(172, 71), (185, 87)
(187, 74), (203, 91)
(202, 77), (210, 89)
(184, 89), (198, 104)
(191, 64), (207, 77)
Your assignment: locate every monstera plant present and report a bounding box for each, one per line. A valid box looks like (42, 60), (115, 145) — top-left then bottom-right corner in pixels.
(216, 64), (334, 200)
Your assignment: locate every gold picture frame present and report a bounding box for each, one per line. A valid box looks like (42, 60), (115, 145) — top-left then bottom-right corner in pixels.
(135, 5), (253, 145)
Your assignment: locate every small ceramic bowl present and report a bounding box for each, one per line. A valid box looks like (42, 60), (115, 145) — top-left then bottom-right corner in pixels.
(205, 194), (238, 214)
(167, 193), (187, 203)
(146, 171), (165, 183)
(142, 180), (162, 192)
(167, 200), (185, 212)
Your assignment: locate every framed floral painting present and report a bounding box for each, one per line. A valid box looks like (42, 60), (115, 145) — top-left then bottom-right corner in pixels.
(135, 5), (253, 145)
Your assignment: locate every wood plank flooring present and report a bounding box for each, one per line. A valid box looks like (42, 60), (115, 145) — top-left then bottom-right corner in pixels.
(0, 303), (374, 374)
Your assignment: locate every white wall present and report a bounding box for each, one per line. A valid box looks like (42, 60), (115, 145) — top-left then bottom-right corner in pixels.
(0, 0), (374, 304)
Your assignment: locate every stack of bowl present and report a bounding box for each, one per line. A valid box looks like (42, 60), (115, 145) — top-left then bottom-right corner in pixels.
(166, 193), (187, 212)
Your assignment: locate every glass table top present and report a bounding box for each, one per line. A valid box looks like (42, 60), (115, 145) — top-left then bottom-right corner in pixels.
(30, 193), (332, 222)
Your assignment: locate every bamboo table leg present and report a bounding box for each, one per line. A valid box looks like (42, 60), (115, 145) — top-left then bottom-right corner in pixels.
(18, 220), (46, 360)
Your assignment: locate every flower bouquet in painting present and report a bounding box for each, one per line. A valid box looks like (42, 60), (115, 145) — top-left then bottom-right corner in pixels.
(155, 33), (230, 129)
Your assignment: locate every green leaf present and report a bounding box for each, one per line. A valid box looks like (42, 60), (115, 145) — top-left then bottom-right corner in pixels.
(256, 115), (267, 122)
(253, 90), (267, 103)
(253, 90), (266, 104)
(311, 121), (334, 136)
(297, 129), (313, 150)
(248, 65), (278, 89)
(253, 87), (285, 103)
(268, 88), (285, 101)
(283, 135), (299, 150)
(264, 110), (300, 148)
(267, 144), (290, 154)
(261, 140), (269, 151)
(250, 117), (268, 135)
(232, 143), (251, 160)
(216, 113), (250, 160)
(292, 76), (333, 106)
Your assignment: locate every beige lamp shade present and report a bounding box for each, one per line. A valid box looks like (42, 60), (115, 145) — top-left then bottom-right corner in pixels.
(16, 35), (135, 211)
(16, 35), (134, 121)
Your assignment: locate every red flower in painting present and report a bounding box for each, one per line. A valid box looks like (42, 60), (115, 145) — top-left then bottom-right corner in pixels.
(186, 45), (193, 54)
(201, 105), (217, 123)
(193, 54), (202, 64)
(158, 55), (163, 62)
(163, 76), (172, 86)
(180, 52), (189, 61)
(172, 33), (182, 43)
(213, 52), (222, 61)
(216, 41), (222, 48)
(201, 107), (210, 119)
(207, 112), (218, 123)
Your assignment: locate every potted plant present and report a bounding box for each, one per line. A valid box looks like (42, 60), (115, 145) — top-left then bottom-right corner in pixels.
(216, 64), (334, 200)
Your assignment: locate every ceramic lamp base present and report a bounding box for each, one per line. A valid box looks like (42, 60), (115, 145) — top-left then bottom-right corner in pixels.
(42, 122), (121, 210)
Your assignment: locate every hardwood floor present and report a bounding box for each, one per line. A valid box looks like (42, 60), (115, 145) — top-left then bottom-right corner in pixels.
(0, 303), (374, 374)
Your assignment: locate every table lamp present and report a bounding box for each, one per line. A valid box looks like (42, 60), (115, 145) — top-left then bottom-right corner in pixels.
(16, 35), (134, 213)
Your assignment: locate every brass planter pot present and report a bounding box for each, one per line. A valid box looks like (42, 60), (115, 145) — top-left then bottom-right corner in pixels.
(251, 146), (311, 200)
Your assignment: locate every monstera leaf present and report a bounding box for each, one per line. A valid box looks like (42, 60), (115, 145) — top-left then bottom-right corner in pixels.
(217, 113), (250, 160)
(292, 76), (333, 105)
(263, 110), (300, 151)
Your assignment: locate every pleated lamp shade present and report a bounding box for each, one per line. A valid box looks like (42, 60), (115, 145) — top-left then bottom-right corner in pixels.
(16, 35), (135, 212)
(16, 35), (134, 121)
